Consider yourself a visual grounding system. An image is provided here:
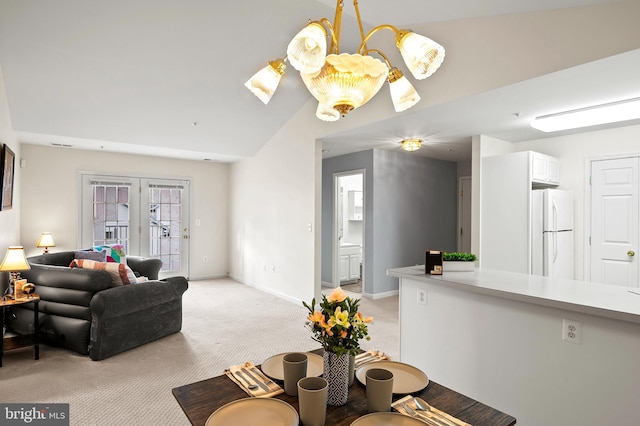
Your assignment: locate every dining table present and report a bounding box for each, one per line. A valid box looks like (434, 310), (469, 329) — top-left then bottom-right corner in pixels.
(172, 349), (516, 426)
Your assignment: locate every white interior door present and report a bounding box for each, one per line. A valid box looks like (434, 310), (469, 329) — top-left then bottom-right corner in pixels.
(590, 157), (639, 287)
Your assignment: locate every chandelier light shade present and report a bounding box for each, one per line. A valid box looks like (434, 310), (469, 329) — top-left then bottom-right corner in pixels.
(395, 30), (446, 80)
(301, 53), (389, 116)
(287, 22), (328, 74)
(243, 59), (286, 105)
(388, 67), (421, 112)
(316, 103), (341, 122)
(244, 0), (445, 121)
(36, 232), (56, 254)
(401, 138), (422, 152)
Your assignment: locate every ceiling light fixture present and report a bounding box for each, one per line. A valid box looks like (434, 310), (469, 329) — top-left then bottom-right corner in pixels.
(244, 0), (445, 121)
(530, 97), (640, 132)
(401, 138), (422, 152)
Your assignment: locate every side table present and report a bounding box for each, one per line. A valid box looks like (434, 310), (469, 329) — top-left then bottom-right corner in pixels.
(1, 294), (40, 367)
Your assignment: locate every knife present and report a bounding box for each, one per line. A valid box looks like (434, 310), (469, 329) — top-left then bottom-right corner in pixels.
(242, 367), (270, 393)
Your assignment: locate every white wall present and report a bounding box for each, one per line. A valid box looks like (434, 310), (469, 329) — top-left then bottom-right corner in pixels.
(19, 144), (229, 279)
(0, 66), (21, 294)
(228, 102), (322, 304)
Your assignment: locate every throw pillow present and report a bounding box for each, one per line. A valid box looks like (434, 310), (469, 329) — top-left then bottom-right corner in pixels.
(92, 244), (126, 264)
(73, 250), (107, 262)
(71, 259), (138, 285)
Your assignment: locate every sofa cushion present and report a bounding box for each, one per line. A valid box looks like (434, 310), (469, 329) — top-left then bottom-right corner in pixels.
(92, 244), (126, 264)
(71, 259), (138, 285)
(74, 250), (107, 262)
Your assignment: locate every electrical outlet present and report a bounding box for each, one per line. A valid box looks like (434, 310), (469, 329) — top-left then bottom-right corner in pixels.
(417, 288), (427, 305)
(203, 256), (208, 263)
(562, 319), (582, 344)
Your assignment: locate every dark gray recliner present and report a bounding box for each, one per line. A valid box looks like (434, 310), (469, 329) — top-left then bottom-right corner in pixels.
(10, 251), (188, 361)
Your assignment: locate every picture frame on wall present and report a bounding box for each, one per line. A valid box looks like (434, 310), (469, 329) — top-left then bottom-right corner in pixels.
(1, 143), (15, 210)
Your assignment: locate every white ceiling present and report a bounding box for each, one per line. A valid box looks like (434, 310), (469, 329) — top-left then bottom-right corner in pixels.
(0, 0), (638, 164)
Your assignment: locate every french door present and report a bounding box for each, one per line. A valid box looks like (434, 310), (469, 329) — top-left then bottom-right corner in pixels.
(80, 174), (190, 279)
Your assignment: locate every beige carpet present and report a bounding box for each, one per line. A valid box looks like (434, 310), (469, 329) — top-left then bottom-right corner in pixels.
(1, 278), (399, 425)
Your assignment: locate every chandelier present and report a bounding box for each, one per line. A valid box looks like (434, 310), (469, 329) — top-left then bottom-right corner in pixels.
(244, 0), (445, 122)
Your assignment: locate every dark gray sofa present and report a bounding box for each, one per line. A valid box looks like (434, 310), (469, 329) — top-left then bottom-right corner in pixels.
(10, 251), (188, 361)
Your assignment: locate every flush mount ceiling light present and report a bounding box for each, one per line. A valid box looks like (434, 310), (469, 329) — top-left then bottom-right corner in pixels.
(244, 0), (445, 122)
(530, 97), (640, 132)
(401, 138), (422, 152)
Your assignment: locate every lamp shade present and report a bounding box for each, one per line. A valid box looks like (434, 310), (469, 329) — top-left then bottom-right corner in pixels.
(301, 53), (389, 116)
(388, 67), (421, 112)
(0, 246), (31, 271)
(287, 22), (327, 74)
(36, 232), (56, 249)
(244, 59), (286, 104)
(396, 30), (445, 80)
(316, 103), (341, 122)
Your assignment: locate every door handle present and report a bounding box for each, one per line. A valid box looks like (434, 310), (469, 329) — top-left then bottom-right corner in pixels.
(628, 250), (636, 257)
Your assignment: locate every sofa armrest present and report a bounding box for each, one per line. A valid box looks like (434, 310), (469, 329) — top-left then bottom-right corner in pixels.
(126, 256), (163, 280)
(90, 276), (188, 319)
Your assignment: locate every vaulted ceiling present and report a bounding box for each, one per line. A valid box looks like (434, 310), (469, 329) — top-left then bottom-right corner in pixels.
(0, 0), (639, 163)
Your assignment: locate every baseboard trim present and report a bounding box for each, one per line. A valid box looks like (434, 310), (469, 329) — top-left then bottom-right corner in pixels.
(228, 274), (302, 305)
(362, 289), (399, 300)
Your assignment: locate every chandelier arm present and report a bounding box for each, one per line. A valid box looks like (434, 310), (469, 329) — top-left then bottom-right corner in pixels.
(357, 24), (399, 55)
(318, 18), (340, 55)
(353, 0), (367, 53)
(331, 0), (344, 54)
(366, 49), (392, 68)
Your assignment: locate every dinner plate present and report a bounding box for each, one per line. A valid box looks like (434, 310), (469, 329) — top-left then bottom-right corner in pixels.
(205, 398), (298, 426)
(260, 352), (324, 380)
(355, 361), (429, 394)
(350, 412), (426, 425)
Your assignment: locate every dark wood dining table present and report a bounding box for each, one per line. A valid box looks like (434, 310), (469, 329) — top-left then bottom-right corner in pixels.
(172, 350), (516, 426)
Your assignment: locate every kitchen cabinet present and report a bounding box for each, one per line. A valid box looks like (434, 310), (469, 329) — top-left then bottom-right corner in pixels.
(531, 152), (560, 186)
(339, 244), (361, 282)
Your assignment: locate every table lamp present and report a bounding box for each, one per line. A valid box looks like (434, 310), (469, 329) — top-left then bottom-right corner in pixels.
(36, 232), (55, 254)
(0, 246), (31, 300)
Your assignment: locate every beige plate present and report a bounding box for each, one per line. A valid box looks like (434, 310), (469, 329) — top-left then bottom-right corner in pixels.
(260, 352), (324, 381)
(350, 412), (426, 425)
(205, 398), (298, 426)
(355, 361), (429, 394)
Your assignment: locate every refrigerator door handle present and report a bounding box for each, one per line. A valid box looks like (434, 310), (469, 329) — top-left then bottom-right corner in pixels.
(553, 232), (558, 264)
(552, 199), (558, 232)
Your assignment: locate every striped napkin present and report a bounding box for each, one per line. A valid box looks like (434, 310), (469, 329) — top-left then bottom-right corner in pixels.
(354, 350), (390, 368)
(393, 395), (472, 426)
(225, 361), (284, 398)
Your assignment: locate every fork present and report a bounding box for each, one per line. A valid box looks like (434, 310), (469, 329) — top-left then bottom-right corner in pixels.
(402, 402), (439, 426)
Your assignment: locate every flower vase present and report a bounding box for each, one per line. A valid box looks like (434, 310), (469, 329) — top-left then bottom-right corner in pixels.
(323, 350), (350, 406)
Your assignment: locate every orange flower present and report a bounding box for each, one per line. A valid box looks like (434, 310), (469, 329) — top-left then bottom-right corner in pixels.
(356, 311), (373, 323)
(327, 287), (347, 303)
(340, 330), (348, 338)
(308, 310), (324, 323)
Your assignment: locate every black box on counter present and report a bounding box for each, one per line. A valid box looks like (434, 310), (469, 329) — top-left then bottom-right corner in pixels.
(425, 250), (443, 275)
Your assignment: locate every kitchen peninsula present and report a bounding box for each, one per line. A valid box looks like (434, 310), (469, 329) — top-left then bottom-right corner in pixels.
(388, 265), (640, 426)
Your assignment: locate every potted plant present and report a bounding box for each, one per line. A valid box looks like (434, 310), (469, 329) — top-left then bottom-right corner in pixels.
(442, 252), (477, 272)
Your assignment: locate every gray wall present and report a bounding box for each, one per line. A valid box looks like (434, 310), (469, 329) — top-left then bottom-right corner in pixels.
(322, 149), (457, 296)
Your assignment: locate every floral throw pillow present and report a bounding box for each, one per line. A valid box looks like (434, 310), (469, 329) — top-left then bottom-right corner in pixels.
(92, 244), (126, 264)
(71, 259), (138, 285)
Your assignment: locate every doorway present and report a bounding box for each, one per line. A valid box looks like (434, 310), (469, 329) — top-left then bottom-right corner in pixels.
(587, 156), (639, 287)
(333, 171), (365, 294)
(457, 176), (472, 253)
(80, 174), (191, 279)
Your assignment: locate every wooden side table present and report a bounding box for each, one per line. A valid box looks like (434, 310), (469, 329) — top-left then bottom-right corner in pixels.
(1, 294), (40, 367)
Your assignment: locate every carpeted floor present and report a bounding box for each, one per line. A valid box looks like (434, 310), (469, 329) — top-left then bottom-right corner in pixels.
(1, 278), (399, 425)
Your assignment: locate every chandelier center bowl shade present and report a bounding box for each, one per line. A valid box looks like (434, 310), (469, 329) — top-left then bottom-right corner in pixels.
(244, 0), (445, 121)
(301, 53), (389, 116)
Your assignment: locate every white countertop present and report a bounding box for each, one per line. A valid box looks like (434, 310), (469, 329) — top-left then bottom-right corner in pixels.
(387, 265), (640, 324)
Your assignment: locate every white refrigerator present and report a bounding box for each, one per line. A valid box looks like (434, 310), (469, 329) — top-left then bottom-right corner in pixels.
(531, 189), (574, 279)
